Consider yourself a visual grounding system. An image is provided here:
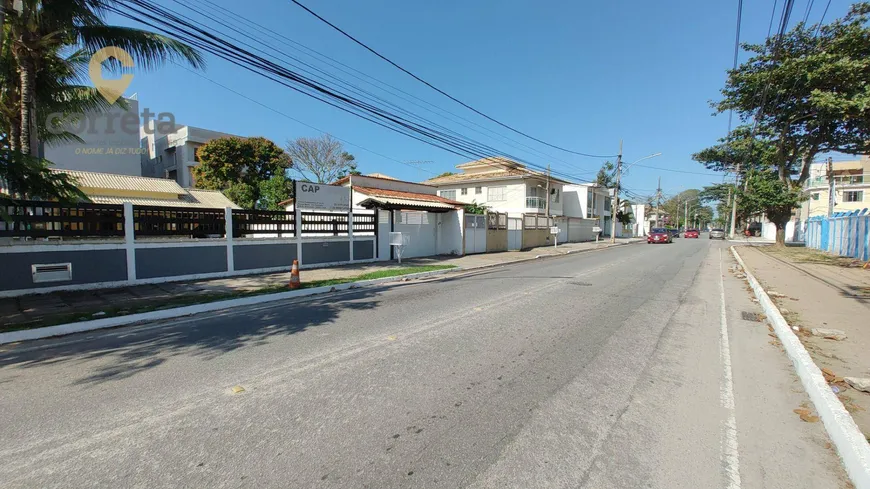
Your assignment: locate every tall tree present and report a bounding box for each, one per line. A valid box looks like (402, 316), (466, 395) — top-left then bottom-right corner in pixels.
(595, 160), (615, 188)
(192, 136), (292, 210)
(1, 0), (202, 207)
(707, 3), (870, 244)
(286, 134), (357, 184)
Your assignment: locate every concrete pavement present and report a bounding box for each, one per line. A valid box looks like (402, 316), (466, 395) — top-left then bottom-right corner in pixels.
(0, 239), (849, 488)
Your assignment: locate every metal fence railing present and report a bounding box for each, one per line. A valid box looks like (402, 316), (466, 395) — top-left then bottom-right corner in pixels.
(523, 213), (553, 230)
(232, 209), (295, 237)
(300, 211), (349, 235)
(133, 206), (226, 237)
(0, 200), (124, 238)
(352, 213), (376, 234)
(487, 211), (507, 230)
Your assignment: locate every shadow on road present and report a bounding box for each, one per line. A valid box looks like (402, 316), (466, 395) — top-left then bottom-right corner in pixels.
(0, 288), (383, 385)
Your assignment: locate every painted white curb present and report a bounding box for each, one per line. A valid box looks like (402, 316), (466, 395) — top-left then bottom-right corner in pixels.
(731, 246), (870, 489)
(0, 269), (454, 346)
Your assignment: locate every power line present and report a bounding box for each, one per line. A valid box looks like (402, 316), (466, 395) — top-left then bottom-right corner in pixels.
(285, 0), (617, 158)
(111, 0), (596, 184)
(181, 0), (599, 173)
(727, 0), (744, 134)
(630, 163), (723, 176)
(169, 61), (434, 175)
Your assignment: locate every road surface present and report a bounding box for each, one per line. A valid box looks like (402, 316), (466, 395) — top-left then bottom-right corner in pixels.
(0, 239), (848, 488)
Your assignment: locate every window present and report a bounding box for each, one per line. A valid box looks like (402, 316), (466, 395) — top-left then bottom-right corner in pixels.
(461, 188), (468, 195)
(843, 190), (864, 202)
(475, 186), (482, 194)
(488, 186), (506, 201)
(586, 192), (594, 218)
(439, 190), (456, 200)
(553, 188), (560, 204)
(811, 192), (820, 201)
(604, 198), (611, 211)
(167, 170), (177, 182)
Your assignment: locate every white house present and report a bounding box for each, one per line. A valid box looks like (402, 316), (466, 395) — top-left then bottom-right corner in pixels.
(423, 157), (568, 218)
(562, 183), (611, 230)
(42, 97), (143, 177)
(140, 122), (243, 188)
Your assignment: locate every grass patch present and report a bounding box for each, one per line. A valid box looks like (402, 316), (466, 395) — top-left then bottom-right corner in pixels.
(762, 246), (865, 268)
(1, 265), (456, 334)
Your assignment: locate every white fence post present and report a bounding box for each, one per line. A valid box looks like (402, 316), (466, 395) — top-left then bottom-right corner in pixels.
(348, 208), (355, 262)
(225, 207), (235, 273)
(295, 206), (303, 265)
(123, 202), (136, 282)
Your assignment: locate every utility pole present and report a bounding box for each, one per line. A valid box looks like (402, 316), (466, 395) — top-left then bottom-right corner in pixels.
(684, 200), (688, 231)
(729, 164), (741, 238)
(826, 157), (835, 218)
(655, 176), (662, 228)
(610, 140), (623, 243)
(545, 164), (550, 220)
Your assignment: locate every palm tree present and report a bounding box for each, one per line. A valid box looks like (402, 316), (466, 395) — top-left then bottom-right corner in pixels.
(1, 0), (203, 203)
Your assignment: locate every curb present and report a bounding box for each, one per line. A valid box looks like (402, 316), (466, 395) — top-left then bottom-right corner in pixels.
(0, 240), (642, 346)
(0, 268), (454, 346)
(731, 246), (870, 489)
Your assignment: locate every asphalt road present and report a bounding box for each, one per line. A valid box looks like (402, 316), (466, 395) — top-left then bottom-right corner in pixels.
(0, 238), (849, 488)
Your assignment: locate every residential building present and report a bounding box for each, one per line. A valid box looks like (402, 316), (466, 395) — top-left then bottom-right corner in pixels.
(140, 122), (242, 188)
(42, 97), (143, 176)
(54, 169), (240, 208)
(801, 157), (870, 219)
(562, 183), (611, 232)
(423, 157), (568, 218)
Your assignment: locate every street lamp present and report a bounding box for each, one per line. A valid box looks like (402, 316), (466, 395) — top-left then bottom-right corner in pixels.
(622, 152), (663, 176)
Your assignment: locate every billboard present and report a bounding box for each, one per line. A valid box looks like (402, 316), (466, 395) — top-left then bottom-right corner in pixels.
(294, 182), (350, 211)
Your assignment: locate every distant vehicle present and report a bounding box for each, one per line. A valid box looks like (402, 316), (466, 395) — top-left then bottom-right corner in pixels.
(648, 227), (672, 244)
(747, 222), (762, 237)
(669, 228), (680, 238)
(684, 229), (700, 239)
(709, 228), (726, 240)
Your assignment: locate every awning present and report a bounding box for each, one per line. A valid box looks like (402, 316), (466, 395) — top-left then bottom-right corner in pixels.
(357, 196), (459, 212)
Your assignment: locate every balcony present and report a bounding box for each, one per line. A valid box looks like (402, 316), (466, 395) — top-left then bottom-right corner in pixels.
(805, 174), (867, 188)
(525, 196), (546, 210)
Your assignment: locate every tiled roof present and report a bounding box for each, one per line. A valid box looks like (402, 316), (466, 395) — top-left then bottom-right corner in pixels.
(333, 174), (434, 187)
(425, 157), (572, 185)
(55, 169), (184, 194)
(353, 186), (463, 206)
(89, 189), (241, 209)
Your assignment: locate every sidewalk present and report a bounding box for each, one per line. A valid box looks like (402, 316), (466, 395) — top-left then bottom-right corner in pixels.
(0, 238), (642, 331)
(736, 245), (870, 439)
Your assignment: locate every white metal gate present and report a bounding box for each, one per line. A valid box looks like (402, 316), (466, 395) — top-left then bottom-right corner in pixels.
(464, 214), (487, 254)
(508, 217), (522, 250)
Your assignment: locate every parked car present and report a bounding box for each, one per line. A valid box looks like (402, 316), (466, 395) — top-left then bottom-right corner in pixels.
(684, 228), (700, 239)
(669, 228), (680, 238)
(648, 227), (672, 244)
(709, 228), (726, 240)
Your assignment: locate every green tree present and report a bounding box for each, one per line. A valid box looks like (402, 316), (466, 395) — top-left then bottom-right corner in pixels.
(434, 171), (455, 178)
(1, 0), (202, 208)
(707, 4), (870, 244)
(192, 136), (292, 209)
(739, 171), (803, 243)
(595, 161), (615, 188)
(463, 201), (488, 214)
(286, 134), (357, 183)
(257, 174), (294, 211)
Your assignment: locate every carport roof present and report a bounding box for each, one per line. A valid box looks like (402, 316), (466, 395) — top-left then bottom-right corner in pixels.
(353, 185), (463, 212)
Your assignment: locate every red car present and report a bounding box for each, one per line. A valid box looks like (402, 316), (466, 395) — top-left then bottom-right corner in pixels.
(684, 229), (700, 239)
(647, 228), (672, 244)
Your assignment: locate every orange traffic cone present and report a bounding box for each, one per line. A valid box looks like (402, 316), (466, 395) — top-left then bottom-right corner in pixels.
(289, 259), (301, 289)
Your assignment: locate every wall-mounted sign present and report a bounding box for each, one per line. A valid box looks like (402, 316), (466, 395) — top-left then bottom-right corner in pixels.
(295, 181), (350, 211)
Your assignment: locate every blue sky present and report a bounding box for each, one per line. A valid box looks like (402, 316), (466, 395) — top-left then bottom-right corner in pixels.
(109, 0), (854, 200)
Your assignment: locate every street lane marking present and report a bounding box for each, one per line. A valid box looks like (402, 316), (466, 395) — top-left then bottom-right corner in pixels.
(718, 248), (742, 489)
